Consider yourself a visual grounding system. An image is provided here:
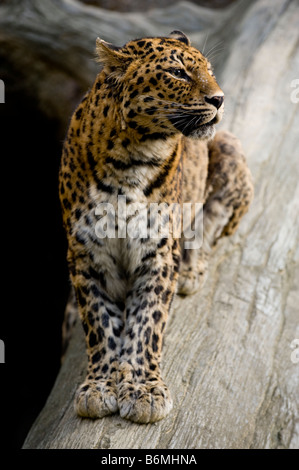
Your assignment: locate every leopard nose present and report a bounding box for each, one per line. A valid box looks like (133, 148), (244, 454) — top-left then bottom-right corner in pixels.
(205, 95), (224, 109)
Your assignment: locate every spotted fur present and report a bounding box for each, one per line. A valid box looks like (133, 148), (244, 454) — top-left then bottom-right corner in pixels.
(59, 31), (253, 423)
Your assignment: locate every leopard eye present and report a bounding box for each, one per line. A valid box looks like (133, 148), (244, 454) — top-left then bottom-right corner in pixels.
(168, 68), (190, 81)
(172, 68), (184, 77)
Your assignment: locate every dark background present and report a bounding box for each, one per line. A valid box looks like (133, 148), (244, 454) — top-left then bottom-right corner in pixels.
(0, 76), (70, 448)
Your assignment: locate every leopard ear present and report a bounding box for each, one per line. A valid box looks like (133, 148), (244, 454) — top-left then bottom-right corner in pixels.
(169, 30), (191, 46)
(96, 38), (131, 73)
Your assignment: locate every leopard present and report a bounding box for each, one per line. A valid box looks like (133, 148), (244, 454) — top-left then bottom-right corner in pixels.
(59, 30), (253, 424)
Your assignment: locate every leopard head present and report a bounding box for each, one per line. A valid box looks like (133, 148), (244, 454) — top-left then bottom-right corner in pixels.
(96, 30), (224, 140)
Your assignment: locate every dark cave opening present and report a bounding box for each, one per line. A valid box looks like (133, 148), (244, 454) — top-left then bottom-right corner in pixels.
(0, 66), (70, 448)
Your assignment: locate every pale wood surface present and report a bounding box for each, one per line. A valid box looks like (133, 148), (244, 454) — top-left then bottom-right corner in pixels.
(20, 0), (299, 449)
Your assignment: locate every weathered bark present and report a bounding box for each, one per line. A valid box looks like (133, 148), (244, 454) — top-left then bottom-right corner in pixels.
(6, 0), (297, 449)
(79, 0), (237, 13)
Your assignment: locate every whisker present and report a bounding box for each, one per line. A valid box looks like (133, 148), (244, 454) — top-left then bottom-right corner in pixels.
(139, 95), (206, 111)
(206, 47), (225, 63)
(201, 32), (209, 56)
(205, 40), (224, 59)
(144, 109), (207, 119)
(182, 115), (197, 133)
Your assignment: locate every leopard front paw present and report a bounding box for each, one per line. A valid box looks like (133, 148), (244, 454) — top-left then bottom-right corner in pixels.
(117, 363), (173, 423)
(177, 268), (207, 295)
(75, 379), (118, 418)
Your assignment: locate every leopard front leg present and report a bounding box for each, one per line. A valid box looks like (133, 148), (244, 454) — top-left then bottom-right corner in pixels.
(70, 256), (125, 418)
(178, 130), (254, 295)
(117, 240), (179, 423)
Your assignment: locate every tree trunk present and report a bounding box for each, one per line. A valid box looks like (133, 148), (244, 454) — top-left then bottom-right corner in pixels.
(2, 0), (298, 449)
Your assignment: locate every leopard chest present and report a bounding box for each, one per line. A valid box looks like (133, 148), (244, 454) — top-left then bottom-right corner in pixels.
(71, 183), (173, 278)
